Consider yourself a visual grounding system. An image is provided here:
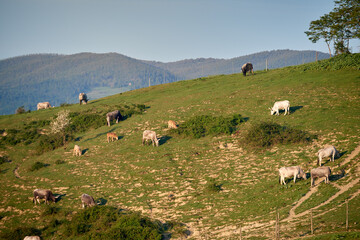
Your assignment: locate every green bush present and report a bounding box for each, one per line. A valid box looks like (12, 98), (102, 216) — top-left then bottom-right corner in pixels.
(29, 161), (48, 172)
(205, 179), (223, 193)
(244, 122), (316, 148)
(61, 206), (163, 239)
(292, 53), (360, 71)
(0, 226), (41, 240)
(55, 159), (65, 165)
(172, 114), (244, 138)
(67, 112), (106, 133)
(0, 155), (9, 164)
(35, 134), (69, 155)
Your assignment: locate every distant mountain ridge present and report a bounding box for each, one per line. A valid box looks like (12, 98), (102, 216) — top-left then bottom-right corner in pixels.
(0, 50), (329, 115)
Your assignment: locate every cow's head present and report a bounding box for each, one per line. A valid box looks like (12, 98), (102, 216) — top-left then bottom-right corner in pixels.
(269, 107), (275, 115)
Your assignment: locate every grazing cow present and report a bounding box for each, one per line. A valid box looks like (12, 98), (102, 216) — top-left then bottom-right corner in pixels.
(107, 132), (118, 143)
(79, 93), (88, 105)
(168, 120), (178, 129)
(241, 63), (254, 76)
(80, 193), (97, 208)
(279, 166), (307, 185)
(73, 145), (82, 156)
(106, 110), (122, 127)
(269, 100), (290, 115)
(311, 166), (331, 186)
(24, 237), (41, 240)
(37, 102), (51, 110)
(317, 145), (340, 166)
(33, 189), (56, 205)
(142, 130), (159, 147)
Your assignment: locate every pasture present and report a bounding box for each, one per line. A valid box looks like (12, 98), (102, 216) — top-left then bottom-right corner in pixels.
(0, 56), (359, 239)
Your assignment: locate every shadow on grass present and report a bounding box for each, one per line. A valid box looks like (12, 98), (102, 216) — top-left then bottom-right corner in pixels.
(159, 135), (172, 145)
(290, 106), (303, 114)
(97, 198), (107, 206)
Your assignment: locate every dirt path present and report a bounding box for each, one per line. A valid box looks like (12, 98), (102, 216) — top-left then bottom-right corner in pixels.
(13, 165), (21, 179)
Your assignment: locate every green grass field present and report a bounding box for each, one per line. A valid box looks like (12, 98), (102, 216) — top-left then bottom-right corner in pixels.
(0, 55), (359, 239)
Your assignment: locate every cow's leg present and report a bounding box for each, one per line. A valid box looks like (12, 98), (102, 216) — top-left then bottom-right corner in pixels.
(142, 138), (145, 145)
(319, 157), (322, 166)
(293, 174), (296, 183)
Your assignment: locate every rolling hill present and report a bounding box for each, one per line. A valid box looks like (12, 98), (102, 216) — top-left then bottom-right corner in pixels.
(0, 54), (359, 239)
(0, 50), (329, 115)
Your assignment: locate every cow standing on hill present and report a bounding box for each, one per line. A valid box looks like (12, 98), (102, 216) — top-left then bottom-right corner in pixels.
(107, 132), (118, 142)
(106, 110), (122, 127)
(33, 189), (56, 205)
(311, 166), (331, 187)
(79, 93), (88, 105)
(142, 130), (159, 147)
(37, 102), (52, 110)
(241, 63), (254, 76)
(80, 193), (97, 208)
(73, 145), (82, 156)
(269, 100), (290, 115)
(168, 120), (178, 129)
(317, 145), (340, 166)
(279, 166), (307, 185)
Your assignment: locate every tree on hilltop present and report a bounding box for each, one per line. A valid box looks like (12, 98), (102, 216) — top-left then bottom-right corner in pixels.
(305, 0), (360, 56)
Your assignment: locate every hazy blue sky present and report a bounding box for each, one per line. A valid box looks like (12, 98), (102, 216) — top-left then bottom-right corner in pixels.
(0, 0), (358, 62)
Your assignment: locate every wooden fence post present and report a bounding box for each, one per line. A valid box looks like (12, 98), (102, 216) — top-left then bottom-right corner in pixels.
(310, 209), (313, 235)
(238, 224), (242, 240)
(346, 200), (349, 231)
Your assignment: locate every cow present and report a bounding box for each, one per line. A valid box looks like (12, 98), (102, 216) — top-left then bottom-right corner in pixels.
(168, 120), (178, 129)
(311, 166), (331, 187)
(317, 145), (340, 166)
(37, 102), (51, 110)
(279, 166), (307, 185)
(142, 130), (159, 147)
(33, 189), (56, 205)
(107, 132), (118, 143)
(269, 100), (290, 115)
(241, 63), (254, 76)
(73, 145), (82, 156)
(106, 110), (122, 127)
(80, 193), (97, 208)
(79, 93), (88, 105)
(24, 237), (41, 240)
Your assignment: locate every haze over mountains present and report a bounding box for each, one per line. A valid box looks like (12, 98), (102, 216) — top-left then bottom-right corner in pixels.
(0, 49), (329, 115)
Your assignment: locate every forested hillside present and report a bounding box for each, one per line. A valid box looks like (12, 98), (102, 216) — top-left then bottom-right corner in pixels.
(0, 50), (329, 115)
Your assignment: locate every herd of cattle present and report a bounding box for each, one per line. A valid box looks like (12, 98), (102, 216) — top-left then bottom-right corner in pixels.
(27, 67), (343, 239)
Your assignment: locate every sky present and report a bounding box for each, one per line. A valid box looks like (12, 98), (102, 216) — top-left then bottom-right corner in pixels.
(0, 0), (359, 62)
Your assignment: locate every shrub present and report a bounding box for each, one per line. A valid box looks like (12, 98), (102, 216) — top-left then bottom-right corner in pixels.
(62, 206), (163, 239)
(29, 161), (48, 172)
(244, 122), (316, 148)
(15, 106), (26, 114)
(35, 134), (69, 155)
(171, 114), (244, 138)
(67, 112), (106, 133)
(0, 227), (41, 240)
(55, 159), (65, 165)
(0, 155), (9, 164)
(205, 179), (223, 193)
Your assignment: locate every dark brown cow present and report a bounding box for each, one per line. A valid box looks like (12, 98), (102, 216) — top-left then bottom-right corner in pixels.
(241, 63), (254, 76)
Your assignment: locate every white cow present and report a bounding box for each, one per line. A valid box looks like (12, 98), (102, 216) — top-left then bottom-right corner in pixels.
(269, 100), (290, 115)
(37, 102), (51, 110)
(24, 237), (41, 240)
(142, 130), (159, 147)
(317, 145), (340, 166)
(279, 166), (307, 185)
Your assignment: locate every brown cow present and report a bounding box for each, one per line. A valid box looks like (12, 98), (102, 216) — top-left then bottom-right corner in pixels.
(107, 132), (118, 143)
(168, 120), (178, 129)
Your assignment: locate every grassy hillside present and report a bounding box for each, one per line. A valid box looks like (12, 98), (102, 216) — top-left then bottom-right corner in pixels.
(0, 50), (329, 115)
(0, 55), (359, 239)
